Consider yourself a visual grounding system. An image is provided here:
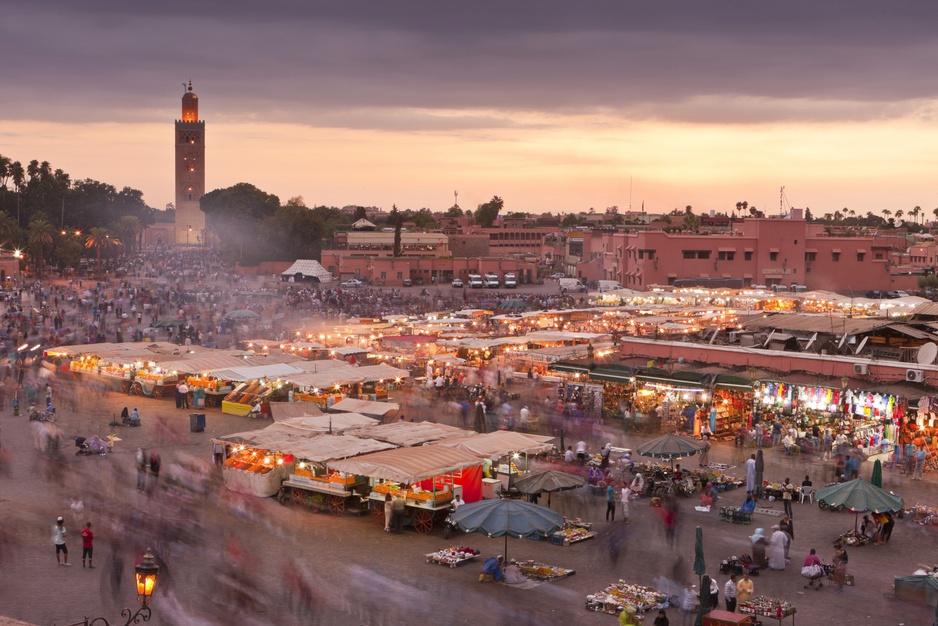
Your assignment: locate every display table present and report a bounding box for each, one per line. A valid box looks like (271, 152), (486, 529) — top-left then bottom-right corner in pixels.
(738, 595), (796, 625)
(425, 546), (480, 568)
(585, 581), (669, 617)
(516, 560), (574, 582)
(703, 610), (755, 626)
(552, 518), (595, 546)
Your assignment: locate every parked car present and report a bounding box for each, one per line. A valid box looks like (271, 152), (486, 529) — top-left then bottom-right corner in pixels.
(402, 278), (413, 287)
(886, 290), (910, 298)
(341, 278), (363, 288)
(550, 272), (566, 279)
(452, 278), (464, 288)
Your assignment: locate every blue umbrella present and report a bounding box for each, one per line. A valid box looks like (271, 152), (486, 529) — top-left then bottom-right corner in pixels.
(450, 499), (564, 562)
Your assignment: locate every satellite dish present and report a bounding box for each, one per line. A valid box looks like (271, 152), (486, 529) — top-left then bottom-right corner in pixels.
(917, 342), (938, 365)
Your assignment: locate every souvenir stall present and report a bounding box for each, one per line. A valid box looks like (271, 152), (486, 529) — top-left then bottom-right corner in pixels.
(328, 444), (484, 534)
(585, 580), (670, 618)
(738, 596), (796, 625)
(629, 369), (712, 434)
(755, 380), (901, 452)
(710, 375), (755, 439)
(557, 378), (604, 421)
(902, 396), (938, 474)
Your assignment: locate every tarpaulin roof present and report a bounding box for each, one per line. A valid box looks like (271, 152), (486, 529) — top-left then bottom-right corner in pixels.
(326, 444), (483, 484)
(270, 402), (323, 422)
(266, 413), (378, 435)
(273, 435), (395, 463)
(208, 363), (305, 382)
(330, 398), (400, 416)
(281, 259), (333, 281)
(436, 431), (555, 457)
(344, 421), (468, 447)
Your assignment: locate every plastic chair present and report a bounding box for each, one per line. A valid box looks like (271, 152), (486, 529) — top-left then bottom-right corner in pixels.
(800, 486), (814, 504)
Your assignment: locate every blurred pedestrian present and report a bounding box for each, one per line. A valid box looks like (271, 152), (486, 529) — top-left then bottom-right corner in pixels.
(135, 448), (147, 491)
(148, 451), (161, 494)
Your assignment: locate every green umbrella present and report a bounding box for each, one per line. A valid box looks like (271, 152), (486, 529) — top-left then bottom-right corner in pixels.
(695, 574), (712, 626)
(449, 499), (564, 562)
(636, 434), (707, 468)
(512, 470), (586, 507)
(815, 477), (904, 531)
(693, 526), (706, 585)
(871, 459), (883, 488)
(226, 309), (260, 320)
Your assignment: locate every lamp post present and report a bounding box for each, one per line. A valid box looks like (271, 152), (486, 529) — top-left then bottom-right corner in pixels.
(61, 548), (160, 626)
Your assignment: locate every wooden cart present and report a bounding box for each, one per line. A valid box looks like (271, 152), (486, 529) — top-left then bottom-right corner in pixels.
(368, 493), (452, 535)
(279, 478), (367, 515)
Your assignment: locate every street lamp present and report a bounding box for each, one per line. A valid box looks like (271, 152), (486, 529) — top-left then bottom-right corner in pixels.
(61, 548), (160, 626)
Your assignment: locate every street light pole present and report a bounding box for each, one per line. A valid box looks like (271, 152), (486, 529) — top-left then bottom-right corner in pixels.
(60, 548), (160, 626)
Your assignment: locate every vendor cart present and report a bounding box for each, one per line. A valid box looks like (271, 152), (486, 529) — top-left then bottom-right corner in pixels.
(738, 596), (796, 625)
(279, 475), (368, 515)
(703, 611), (755, 626)
(130, 375), (177, 400)
(368, 492), (452, 534)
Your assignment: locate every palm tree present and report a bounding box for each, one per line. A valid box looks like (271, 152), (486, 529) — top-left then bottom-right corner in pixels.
(112, 216), (142, 256)
(883, 209), (892, 221)
(85, 227), (122, 276)
(911, 206), (921, 225)
(896, 209), (904, 224)
(0, 211), (17, 242)
(933, 207), (938, 224)
(27, 217), (55, 278)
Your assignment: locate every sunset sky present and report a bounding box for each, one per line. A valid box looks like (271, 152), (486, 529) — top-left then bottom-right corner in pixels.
(3, 1), (938, 217)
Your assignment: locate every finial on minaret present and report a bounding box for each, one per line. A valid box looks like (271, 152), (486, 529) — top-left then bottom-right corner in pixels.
(188, 80), (193, 92)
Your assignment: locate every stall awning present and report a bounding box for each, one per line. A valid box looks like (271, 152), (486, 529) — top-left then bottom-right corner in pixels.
(548, 361), (590, 374)
(326, 444), (484, 484)
(330, 398), (400, 417)
(345, 421), (468, 447)
(209, 363), (305, 382)
(589, 364), (636, 384)
(714, 374), (755, 391)
(437, 431), (555, 457)
(635, 368), (711, 389)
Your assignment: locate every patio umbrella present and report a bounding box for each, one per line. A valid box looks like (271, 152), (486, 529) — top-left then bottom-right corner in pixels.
(512, 470), (586, 506)
(871, 459), (883, 488)
(695, 574), (712, 626)
(693, 526), (706, 587)
(636, 434), (707, 467)
(754, 449), (764, 499)
(815, 478), (904, 531)
(449, 499), (564, 562)
(226, 309), (260, 320)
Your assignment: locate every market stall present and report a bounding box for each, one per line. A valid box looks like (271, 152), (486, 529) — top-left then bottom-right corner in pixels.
(738, 596), (796, 625)
(552, 518), (594, 546)
(585, 581), (670, 619)
(329, 397), (400, 419)
(425, 546), (481, 568)
(328, 444), (484, 534)
(221, 442), (293, 497)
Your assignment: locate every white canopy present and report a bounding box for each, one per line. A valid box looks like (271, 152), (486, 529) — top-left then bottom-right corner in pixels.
(208, 363), (305, 382)
(344, 421), (468, 447)
(281, 259), (333, 282)
(436, 431), (555, 457)
(327, 444), (483, 484)
(330, 398), (400, 416)
(266, 413), (379, 434)
(277, 435), (395, 463)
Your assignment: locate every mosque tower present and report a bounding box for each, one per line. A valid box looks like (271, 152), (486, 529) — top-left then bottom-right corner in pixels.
(174, 81), (205, 245)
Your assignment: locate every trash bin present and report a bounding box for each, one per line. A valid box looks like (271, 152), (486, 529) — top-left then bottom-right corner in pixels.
(189, 413), (206, 433)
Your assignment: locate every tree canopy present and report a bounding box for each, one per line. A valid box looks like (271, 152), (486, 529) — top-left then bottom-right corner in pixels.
(475, 195), (504, 228)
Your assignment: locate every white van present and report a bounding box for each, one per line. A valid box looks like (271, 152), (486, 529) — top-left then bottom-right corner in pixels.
(484, 273), (500, 288)
(791, 284), (808, 293)
(503, 273), (518, 288)
(598, 280), (623, 293)
(559, 278), (588, 293)
(468, 274), (484, 288)
(771, 284), (789, 293)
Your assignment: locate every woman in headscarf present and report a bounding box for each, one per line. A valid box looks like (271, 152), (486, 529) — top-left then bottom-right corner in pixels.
(750, 528), (768, 569)
(630, 472), (645, 495)
(768, 525), (789, 570)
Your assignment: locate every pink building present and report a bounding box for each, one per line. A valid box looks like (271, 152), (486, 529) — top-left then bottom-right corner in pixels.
(576, 210), (916, 291)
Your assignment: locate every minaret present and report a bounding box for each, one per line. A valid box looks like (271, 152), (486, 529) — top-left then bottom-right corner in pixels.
(174, 80), (205, 245)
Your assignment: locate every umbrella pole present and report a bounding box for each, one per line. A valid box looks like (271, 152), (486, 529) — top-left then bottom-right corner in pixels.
(505, 534), (509, 563)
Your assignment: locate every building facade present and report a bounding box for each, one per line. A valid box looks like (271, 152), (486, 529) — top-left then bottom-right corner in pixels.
(174, 81), (206, 245)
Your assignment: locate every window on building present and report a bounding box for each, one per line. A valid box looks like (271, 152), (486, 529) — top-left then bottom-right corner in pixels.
(874, 252), (884, 261)
(380, 272), (386, 280)
(832, 252), (841, 262)
(770, 252), (778, 262)
(682, 250), (695, 259)
(397, 272), (403, 279)
(697, 250), (711, 259)
(744, 251), (753, 261)
(857, 252), (865, 262)
(805, 252), (816, 262)
(718, 251), (735, 261)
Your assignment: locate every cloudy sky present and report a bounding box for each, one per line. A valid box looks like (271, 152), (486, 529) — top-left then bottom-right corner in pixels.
(3, 1), (938, 216)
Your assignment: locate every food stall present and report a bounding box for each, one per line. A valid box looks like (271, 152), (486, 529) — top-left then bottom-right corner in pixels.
(738, 596), (796, 625)
(585, 581), (670, 618)
(276, 435), (397, 514)
(217, 428), (295, 497)
(327, 444), (484, 534)
(210, 363), (306, 416)
(435, 430), (556, 492)
(329, 397), (400, 420)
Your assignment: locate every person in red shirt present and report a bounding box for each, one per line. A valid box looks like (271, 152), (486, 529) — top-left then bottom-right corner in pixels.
(81, 522), (94, 568)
